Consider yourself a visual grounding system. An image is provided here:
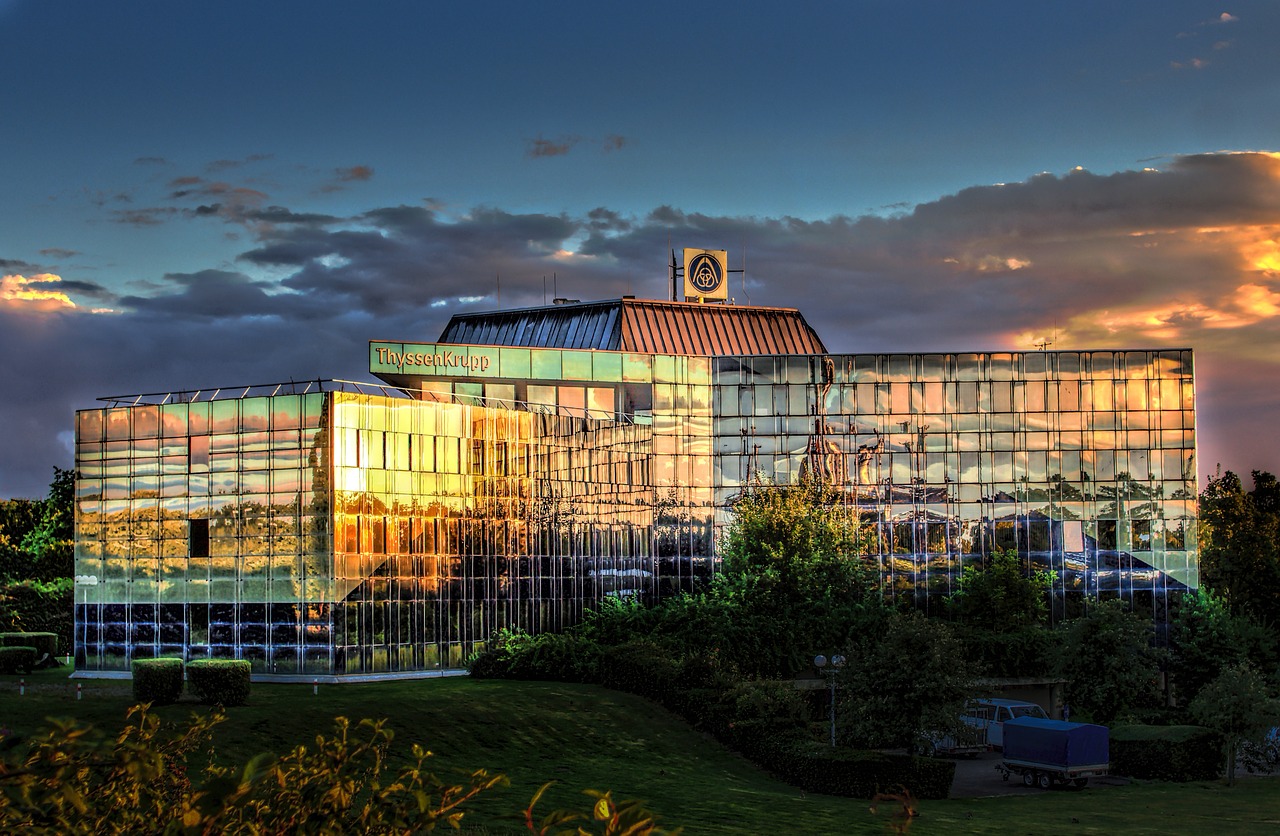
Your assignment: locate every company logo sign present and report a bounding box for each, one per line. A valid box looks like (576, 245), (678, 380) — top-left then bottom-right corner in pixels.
(688, 253), (723, 294)
(682, 248), (729, 300)
(370, 343), (497, 376)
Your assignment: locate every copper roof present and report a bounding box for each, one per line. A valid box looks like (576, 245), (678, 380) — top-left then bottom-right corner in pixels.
(438, 298), (827, 356)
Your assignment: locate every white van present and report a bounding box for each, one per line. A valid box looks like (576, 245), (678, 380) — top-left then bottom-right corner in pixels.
(961, 699), (1048, 749)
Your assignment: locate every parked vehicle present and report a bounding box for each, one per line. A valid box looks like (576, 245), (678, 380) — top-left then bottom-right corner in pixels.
(924, 724), (989, 757)
(960, 699), (1049, 749)
(996, 717), (1110, 789)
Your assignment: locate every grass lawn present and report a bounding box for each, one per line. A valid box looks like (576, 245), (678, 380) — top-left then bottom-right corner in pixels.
(3, 667), (1279, 834)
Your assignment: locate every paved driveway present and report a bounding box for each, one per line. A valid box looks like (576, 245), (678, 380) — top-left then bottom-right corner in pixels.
(947, 751), (1130, 798)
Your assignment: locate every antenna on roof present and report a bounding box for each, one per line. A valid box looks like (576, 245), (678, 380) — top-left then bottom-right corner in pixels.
(542, 275), (547, 305)
(496, 272), (500, 307)
(742, 241), (750, 305)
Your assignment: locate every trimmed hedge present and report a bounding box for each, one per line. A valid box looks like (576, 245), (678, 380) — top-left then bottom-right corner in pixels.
(729, 728), (954, 799)
(0, 631), (59, 665)
(186, 659), (252, 706)
(1111, 724), (1223, 781)
(131, 657), (185, 705)
(0, 645), (37, 674)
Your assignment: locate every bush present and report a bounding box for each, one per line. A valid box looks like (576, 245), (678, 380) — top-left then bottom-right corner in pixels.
(131, 658), (185, 705)
(467, 628), (600, 683)
(186, 659), (251, 706)
(0, 645), (37, 674)
(596, 638), (680, 703)
(0, 631), (59, 665)
(1110, 724), (1223, 781)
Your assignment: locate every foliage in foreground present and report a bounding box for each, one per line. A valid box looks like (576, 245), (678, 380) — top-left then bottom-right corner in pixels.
(0, 706), (677, 835)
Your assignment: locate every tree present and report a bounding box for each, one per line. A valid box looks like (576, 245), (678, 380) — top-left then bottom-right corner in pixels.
(839, 610), (977, 750)
(948, 547), (1052, 631)
(947, 547), (1057, 677)
(1199, 470), (1280, 623)
(19, 467), (74, 557)
(1171, 589), (1278, 708)
(0, 498), (41, 581)
(1189, 662), (1280, 785)
(715, 474), (881, 677)
(1056, 599), (1163, 724)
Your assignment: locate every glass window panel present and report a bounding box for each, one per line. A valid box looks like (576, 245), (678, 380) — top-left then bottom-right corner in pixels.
(188, 402), (210, 435)
(784, 357), (811, 384)
(562, 350), (593, 380)
(499, 347), (532, 378)
(105, 408), (131, 441)
(130, 406), (159, 439)
(531, 349), (562, 379)
(558, 386), (585, 414)
(653, 354), (677, 383)
(591, 351), (623, 382)
(242, 399), (269, 432)
(587, 387), (613, 418)
(484, 383), (516, 405)
(78, 409), (105, 443)
(210, 400), (237, 434)
(623, 353), (653, 382)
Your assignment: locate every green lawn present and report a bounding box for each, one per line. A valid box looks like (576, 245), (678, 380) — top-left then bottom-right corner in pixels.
(3, 667), (1279, 834)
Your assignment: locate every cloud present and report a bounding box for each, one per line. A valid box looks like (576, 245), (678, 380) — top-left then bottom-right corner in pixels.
(1216, 12), (1238, 24)
(38, 248), (79, 259)
(603, 134), (627, 152)
(1, 273), (78, 311)
(111, 207), (180, 226)
(1171, 58), (1210, 70)
(206, 154), (273, 172)
(526, 135), (580, 158)
(336, 165), (374, 182)
(133, 156), (168, 166)
(318, 165), (376, 194)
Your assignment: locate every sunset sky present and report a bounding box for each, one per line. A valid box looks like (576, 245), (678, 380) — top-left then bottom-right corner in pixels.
(4, 1), (1280, 498)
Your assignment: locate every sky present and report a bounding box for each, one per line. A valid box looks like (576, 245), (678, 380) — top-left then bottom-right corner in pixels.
(3, 1), (1280, 498)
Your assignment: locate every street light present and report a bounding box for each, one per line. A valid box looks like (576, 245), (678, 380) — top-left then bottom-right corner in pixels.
(814, 653), (846, 747)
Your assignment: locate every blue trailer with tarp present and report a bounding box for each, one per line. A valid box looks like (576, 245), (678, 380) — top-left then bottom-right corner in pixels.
(996, 717), (1110, 789)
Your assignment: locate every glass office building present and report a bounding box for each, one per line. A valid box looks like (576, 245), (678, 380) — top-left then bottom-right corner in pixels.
(74, 298), (1196, 676)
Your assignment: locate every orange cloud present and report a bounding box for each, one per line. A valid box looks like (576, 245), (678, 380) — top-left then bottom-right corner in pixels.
(1, 274), (77, 311)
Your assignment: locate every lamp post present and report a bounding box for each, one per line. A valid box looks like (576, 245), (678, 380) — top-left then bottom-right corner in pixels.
(814, 653), (846, 747)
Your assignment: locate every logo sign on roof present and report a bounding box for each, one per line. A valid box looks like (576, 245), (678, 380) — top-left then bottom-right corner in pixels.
(683, 248), (728, 301)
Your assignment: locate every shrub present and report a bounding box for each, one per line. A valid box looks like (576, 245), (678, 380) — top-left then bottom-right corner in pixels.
(131, 658), (185, 705)
(467, 628), (600, 682)
(0, 645), (37, 674)
(0, 631), (59, 665)
(596, 638), (680, 703)
(1110, 724), (1223, 781)
(186, 659), (251, 706)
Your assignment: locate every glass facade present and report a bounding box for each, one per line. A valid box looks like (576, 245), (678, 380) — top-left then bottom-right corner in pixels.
(74, 315), (1197, 677)
(74, 386), (656, 675)
(712, 350), (1196, 625)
